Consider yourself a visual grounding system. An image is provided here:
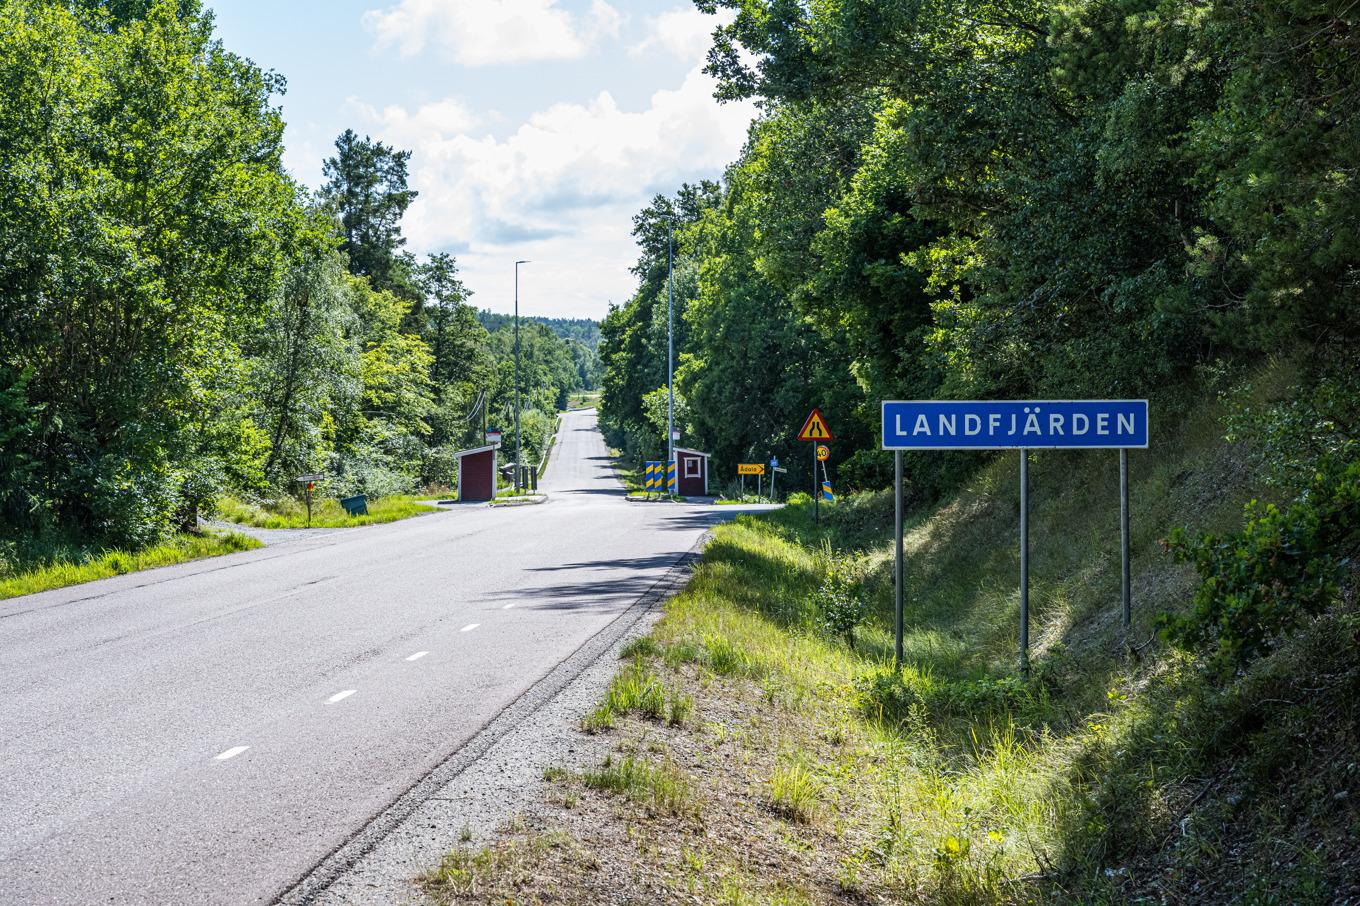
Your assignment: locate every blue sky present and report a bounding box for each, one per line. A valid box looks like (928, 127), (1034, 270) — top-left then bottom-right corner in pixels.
(205, 0), (755, 319)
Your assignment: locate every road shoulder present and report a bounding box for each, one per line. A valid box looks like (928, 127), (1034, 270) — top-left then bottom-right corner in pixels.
(275, 539), (705, 906)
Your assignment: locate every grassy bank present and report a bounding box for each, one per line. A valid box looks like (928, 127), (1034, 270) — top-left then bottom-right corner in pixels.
(215, 494), (434, 529)
(568, 390), (601, 410)
(425, 368), (1360, 904)
(0, 531), (261, 601)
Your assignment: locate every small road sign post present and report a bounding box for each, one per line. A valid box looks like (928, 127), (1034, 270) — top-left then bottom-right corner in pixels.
(295, 474), (324, 527)
(881, 400), (1149, 677)
(770, 457), (781, 500)
(738, 463), (766, 500)
(798, 409), (833, 522)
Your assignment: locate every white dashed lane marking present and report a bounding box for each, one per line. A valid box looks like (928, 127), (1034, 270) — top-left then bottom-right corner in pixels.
(460, 623), (480, 633)
(214, 746), (249, 761)
(327, 690), (357, 703)
(502, 603), (515, 610)
(405, 651), (429, 661)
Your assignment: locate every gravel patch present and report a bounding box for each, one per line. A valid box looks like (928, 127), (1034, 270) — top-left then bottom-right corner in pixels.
(202, 521), (347, 547)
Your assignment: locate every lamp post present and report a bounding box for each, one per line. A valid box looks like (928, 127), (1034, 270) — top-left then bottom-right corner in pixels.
(514, 259), (529, 492)
(666, 218), (674, 490)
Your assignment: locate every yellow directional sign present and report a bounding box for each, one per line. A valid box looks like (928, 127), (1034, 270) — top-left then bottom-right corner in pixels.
(817, 445), (830, 462)
(738, 463), (766, 476)
(798, 408), (833, 442)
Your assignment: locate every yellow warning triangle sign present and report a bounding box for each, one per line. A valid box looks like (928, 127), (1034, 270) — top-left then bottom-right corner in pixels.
(798, 408), (833, 442)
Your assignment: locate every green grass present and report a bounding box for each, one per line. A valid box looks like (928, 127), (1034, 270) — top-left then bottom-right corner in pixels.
(561, 359), (1360, 901)
(582, 657), (669, 732)
(609, 450), (645, 493)
(538, 415), (560, 477)
(582, 754), (700, 818)
(0, 531), (261, 601)
(422, 828), (596, 901)
(493, 488), (542, 499)
(769, 762), (821, 824)
(568, 390), (601, 410)
(216, 494), (433, 529)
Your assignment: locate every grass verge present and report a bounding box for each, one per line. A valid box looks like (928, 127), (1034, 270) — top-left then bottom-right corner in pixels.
(423, 363), (1360, 904)
(215, 494), (433, 529)
(0, 530), (261, 601)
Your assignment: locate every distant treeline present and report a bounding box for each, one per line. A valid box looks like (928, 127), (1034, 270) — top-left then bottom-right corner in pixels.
(475, 312), (602, 392)
(0, 0), (591, 553)
(599, 0), (1359, 502)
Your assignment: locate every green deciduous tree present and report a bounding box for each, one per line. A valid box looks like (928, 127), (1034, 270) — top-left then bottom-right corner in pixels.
(0, 0), (300, 545)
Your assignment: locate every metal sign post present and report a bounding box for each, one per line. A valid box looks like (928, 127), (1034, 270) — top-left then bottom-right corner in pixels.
(1019, 450), (1030, 678)
(738, 463), (765, 499)
(1120, 448), (1131, 629)
(894, 451), (904, 671)
(797, 410), (833, 523)
(813, 443), (819, 522)
(880, 400), (1149, 677)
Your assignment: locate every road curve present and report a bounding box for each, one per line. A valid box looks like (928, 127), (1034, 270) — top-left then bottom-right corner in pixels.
(0, 410), (739, 905)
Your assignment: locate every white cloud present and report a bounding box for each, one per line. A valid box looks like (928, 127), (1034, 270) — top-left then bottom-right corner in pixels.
(363, 0), (622, 66)
(350, 63), (755, 316)
(631, 6), (729, 61)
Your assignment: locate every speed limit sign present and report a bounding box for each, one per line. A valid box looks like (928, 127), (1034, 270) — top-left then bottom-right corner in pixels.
(817, 444), (830, 462)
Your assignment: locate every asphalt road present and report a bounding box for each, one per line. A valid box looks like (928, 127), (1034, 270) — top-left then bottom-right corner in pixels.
(0, 410), (747, 905)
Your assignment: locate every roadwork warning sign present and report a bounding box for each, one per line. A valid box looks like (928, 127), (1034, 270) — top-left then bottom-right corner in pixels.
(797, 408), (833, 442)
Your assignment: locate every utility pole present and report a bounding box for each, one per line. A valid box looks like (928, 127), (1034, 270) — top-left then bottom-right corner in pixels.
(666, 218), (675, 492)
(514, 260), (529, 492)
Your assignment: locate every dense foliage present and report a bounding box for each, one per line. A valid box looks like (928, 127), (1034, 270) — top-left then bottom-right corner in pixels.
(602, 0), (1358, 487)
(0, 0), (589, 559)
(599, 0), (1359, 669)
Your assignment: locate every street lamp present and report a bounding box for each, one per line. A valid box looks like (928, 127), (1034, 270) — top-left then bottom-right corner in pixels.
(514, 259), (530, 492)
(666, 218), (674, 490)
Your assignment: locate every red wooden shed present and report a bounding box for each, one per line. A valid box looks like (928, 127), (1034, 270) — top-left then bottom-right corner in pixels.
(455, 444), (499, 502)
(674, 447), (710, 497)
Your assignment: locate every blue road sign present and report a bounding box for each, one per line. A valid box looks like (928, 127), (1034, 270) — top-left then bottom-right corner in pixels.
(881, 400), (1148, 450)
(770, 456), (779, 468)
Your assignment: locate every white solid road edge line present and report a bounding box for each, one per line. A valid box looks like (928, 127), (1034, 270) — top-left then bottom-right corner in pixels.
(327, 689), (357, 703)
(214, 746), (250, 761)
(460, 623), (480, 632)
(405, 651), (429, 661)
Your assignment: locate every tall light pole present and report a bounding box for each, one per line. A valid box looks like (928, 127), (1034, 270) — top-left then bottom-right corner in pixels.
(666, 218), (675, 489)
(514, 259), (529, 492)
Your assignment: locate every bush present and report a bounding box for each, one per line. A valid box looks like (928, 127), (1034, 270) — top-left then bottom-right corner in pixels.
(814, 552), (869, 649)
(1160, 457), (1360, 674)
(857, 668), (1044, 727)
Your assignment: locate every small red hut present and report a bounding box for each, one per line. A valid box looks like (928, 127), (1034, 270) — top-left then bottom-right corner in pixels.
(674, 447), (710, 497)
(455, 444), (499, 502)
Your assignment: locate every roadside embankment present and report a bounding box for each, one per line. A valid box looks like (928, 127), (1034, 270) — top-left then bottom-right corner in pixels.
(422, 373), (1360, 904)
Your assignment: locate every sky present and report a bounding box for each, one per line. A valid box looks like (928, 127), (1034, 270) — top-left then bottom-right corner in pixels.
(205, 0), (756, 320)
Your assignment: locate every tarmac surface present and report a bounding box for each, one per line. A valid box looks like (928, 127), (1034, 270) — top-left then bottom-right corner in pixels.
(0, 410), (766, 904)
